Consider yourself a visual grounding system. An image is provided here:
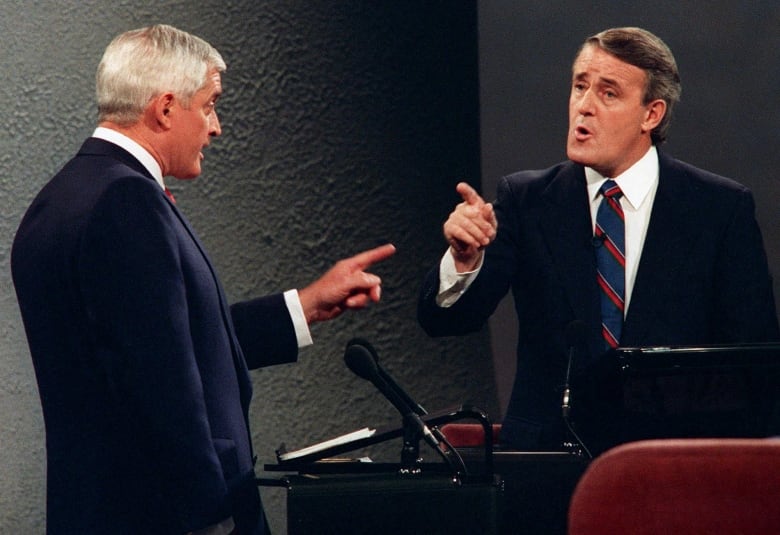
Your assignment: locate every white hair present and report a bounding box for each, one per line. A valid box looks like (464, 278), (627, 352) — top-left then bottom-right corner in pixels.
(96, 24), (226, 125)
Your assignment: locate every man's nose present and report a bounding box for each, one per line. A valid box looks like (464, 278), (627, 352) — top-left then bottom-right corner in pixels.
(210, 112), (222, 137)
(577, 88), (596, 115)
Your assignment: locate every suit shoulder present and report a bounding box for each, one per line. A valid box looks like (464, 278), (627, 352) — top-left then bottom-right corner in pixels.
(55, 152), (162, 205)
(496, 160), (582, 201)
(663, 154), (750, 196)
(499, 160), (579, 186)
(18, 153), (168, 245)
(659, 153), (758, 227)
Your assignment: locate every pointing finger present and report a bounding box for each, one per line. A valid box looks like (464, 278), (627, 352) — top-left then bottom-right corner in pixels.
(349, 243), (396, 270)
(455, 182), (485, 206)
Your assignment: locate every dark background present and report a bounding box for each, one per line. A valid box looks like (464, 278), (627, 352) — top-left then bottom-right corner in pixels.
(0, 1), (776, 532)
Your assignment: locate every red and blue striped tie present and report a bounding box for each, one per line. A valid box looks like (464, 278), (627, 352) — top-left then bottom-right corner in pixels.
(595, 180), (625, 350)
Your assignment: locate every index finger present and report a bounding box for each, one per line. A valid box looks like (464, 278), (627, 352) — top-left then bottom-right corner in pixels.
(349, 243), (397, 269)
(456, 182), (484, 206)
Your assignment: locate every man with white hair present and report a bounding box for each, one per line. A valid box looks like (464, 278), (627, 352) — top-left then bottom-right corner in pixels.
(12, 24), (395, 534)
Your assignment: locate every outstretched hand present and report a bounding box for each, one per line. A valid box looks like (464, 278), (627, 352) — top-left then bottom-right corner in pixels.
(443, 182), (497, 272)
(298, 243), (397, 324)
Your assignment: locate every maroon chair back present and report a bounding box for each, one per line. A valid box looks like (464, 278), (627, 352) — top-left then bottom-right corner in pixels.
(568, 438), (780, 534)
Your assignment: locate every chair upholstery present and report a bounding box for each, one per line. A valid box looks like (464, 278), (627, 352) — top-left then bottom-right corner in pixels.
(567, 438), (780, 534)
(439, 423), (502, 448)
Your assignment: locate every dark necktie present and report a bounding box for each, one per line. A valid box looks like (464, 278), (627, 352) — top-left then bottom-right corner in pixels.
(595, 180), (625, 349)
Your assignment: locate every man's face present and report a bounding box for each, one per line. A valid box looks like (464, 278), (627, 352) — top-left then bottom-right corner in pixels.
(566, 44), (661, 178)
(166, 68), (223, 179)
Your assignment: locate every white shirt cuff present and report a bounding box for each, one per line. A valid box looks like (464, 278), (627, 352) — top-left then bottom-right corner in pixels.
(284, 289), (313, 347)
(436, 249), (482, 307)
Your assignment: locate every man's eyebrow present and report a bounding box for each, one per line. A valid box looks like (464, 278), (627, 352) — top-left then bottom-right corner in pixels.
(597, 76), (622, 90)
(572, 69), (622, 86)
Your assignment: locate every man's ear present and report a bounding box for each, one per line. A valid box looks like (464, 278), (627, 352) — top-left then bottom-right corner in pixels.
(151, 92), (176, 129)
(641, 99), (667, 133)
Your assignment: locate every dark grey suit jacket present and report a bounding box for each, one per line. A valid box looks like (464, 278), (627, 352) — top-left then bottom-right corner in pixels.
(419, 150), (779, 452)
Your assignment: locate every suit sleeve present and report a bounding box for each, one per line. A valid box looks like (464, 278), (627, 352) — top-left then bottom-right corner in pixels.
(712, 188), (779, 341)
(418, 176), (518, 336)
(231, 294), (299, 369)
(78, 178), (232, 530)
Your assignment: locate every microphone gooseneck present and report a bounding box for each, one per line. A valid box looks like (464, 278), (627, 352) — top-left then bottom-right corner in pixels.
(562, 320), (587, 417)
(344, 340), (439, 447)
(343, 339), (469, 475)
(561, 320), (592, 459)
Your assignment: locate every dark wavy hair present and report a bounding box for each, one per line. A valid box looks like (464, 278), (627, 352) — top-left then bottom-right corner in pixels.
(579, 27), (682, 144)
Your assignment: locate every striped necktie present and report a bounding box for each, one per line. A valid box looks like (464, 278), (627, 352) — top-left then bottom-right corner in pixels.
(595, 180), (625, 349)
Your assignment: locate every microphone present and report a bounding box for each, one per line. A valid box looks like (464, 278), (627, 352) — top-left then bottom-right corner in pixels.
(344, 339), (440, 449)
(346, 338), (428, 416)
(562, 320), (587, 419)
(561, 320), (593, 458)
(591, 234), (606, 248)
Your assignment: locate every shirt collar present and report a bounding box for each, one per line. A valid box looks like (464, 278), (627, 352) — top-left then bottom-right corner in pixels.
(585, 145), (659, 210)
(92, 127), (166, 191)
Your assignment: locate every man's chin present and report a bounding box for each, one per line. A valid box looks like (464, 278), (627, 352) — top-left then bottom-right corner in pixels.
(174, 167), (201, 180)
(566, 146), (593, 167)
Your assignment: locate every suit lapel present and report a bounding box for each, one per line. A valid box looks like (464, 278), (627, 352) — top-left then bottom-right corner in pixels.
(539, 164), (601, 333)
(623, 152), (695, 343)
(82, 138), (254, 403)
(165, 196), (254, 407)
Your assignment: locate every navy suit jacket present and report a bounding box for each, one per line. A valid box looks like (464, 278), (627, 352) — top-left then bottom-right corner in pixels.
(419, 150), (779, 452)
(12, 138), (297, 534)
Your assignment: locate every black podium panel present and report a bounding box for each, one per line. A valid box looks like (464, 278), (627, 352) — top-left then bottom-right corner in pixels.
(285, 473), (501, 535)
(614, 344), (780, 444)
(504, 459), (587, 534)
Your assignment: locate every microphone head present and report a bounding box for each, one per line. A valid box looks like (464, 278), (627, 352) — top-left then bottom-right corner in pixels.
(346, 337), (379, 361)
(344, 339), (380, 381)
(565, 319), (588, 348)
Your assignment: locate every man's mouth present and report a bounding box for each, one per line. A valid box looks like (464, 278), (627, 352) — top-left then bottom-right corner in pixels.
(574, 125), (592, 141)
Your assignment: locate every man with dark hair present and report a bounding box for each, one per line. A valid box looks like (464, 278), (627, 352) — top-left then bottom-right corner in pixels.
(418, 27), (778, 454)
(12, 25), (395, 535)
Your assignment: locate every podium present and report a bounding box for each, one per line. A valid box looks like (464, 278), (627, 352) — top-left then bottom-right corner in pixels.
(614, 343), (780, 443)
(264, 343), (780, 535)
(263, 405), (589, 535)
(263, 406), (508, 535)
(283, 472), (502, 535)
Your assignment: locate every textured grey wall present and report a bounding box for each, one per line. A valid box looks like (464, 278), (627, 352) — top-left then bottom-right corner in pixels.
(479, 1), (780, 411)
(0, 1), (491, 533)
